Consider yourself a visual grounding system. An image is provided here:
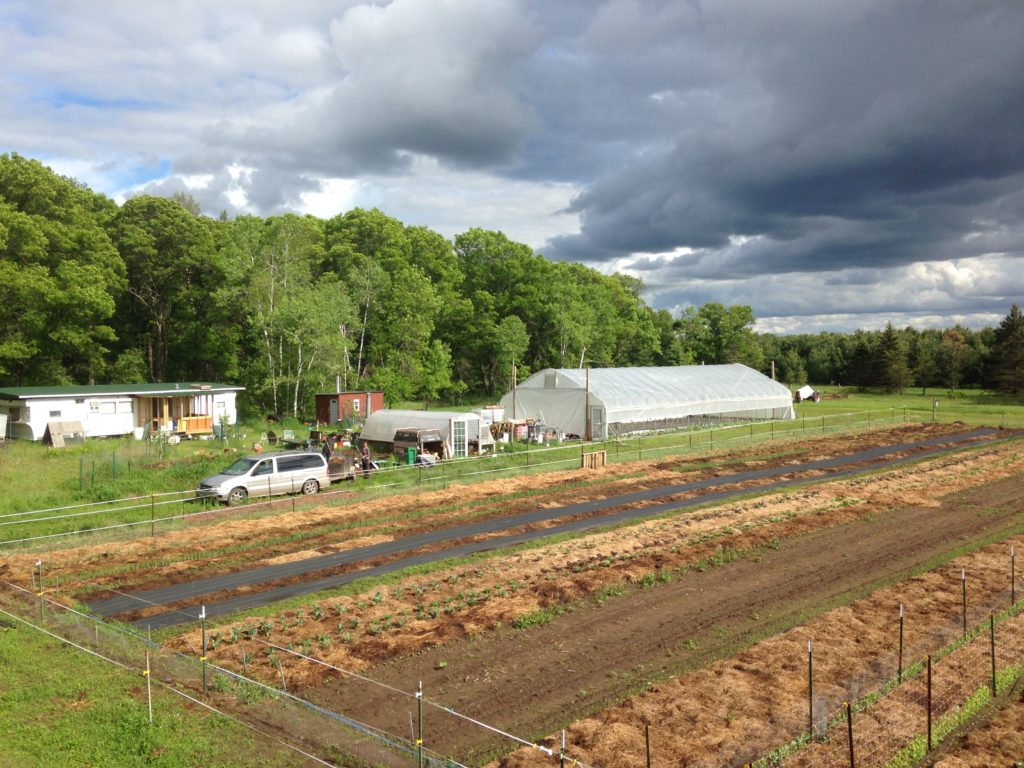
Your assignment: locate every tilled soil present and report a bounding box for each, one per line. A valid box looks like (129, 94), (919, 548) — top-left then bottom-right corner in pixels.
(308, 473), (1024, 766)
(8, 423), (1024, 767)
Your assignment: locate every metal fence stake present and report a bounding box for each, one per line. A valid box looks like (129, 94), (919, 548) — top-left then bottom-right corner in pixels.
(927, 655), (933, 752)
(417, 680), (424, 768)
(990, 613), (996, 697)
(898, 603), (904, 682)
(962, 568), (968, 638)
(145, 649), (153, 723)
(845, 702), (854, 768)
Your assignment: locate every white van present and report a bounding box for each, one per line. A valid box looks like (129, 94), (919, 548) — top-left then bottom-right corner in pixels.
(197, 452), (330, 505)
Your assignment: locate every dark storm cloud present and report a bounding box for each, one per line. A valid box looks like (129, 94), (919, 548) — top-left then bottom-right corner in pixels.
(540, 1), (1024, 276)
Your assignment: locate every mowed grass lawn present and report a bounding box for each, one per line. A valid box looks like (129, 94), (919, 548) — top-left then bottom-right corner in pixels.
(796, 386), (1024, 428)
(0, 621), (310, 768)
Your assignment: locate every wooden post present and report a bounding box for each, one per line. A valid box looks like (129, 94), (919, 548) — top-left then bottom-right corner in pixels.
(645, 723), (651, 768)
(584, 366), (591, 442)
(1013, 546), (1017, 606)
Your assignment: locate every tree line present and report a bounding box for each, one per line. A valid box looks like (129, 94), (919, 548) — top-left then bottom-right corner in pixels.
(2, 153), (1022, 417)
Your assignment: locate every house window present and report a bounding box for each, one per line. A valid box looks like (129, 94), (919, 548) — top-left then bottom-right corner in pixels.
(352, 398), (360, 412)
(9, 408), (21, 422)
(49, 410), (61, 418)
(99, 401), (116, 414)
(75, 398), (85, 404)
(89, 401), (100, 413)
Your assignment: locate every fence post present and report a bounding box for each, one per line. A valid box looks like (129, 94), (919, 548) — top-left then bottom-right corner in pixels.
(560, 730), (566, 768)
(645, 722), (652, 768)
(145, 649), (153, 724)
(112, 451), (117, 481)
(807, 640), (814, 738)
(417, 680), (424, 768)
(36, 560), (43, 620)
(79, 457), (84, 491)
(990, 613), (996, 697)
(1012, 546), (1017, 606)
(845, 702), (855, 768)
(200, 605), (208, 695)
(962, 568), (968, 638)
(926, 655), (933, 752)
(150, 494), (155, 537)
(898, 603), (904, 682)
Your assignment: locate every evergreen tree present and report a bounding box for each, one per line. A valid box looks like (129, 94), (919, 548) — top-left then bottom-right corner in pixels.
(992, 305), (1024, 394)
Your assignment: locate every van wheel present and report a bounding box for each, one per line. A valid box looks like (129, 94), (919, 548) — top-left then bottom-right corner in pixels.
(301, 479), (319, 495)
(227, 487), (248, 505)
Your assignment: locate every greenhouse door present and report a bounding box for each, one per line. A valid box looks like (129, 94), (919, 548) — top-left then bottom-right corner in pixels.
(452, 420), (467, 458)
(590, 406), (605, 440)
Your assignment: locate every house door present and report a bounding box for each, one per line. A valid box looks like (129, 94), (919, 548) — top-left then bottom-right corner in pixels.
(329, 398), (338, 423)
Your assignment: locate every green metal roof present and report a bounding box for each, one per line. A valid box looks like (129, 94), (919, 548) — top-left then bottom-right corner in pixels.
(0, 383), (244, 400)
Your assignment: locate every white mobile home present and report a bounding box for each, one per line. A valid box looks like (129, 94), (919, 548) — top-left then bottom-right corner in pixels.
(0, 383), (243, 441)
(359, 409), (494, 458)
(500, 364), (795, 440)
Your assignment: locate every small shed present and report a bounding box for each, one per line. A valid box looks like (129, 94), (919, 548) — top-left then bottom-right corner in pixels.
(315, 390), (384, 425)
(359, 409), (494, 458)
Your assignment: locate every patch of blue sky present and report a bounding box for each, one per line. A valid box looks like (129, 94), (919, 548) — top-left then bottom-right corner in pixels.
(115, 159), (172, 189)
(0, 6), (44, 37)
(47, 90), (167, 111)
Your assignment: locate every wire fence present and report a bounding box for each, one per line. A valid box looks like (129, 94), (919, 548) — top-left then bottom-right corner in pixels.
(0, 409), (918, 552)
(748, 590), (1024, 768)
(0, 580), (597, 768)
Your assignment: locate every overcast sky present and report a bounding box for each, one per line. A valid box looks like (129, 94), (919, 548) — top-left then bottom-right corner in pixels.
(3, 1), (1023, 334)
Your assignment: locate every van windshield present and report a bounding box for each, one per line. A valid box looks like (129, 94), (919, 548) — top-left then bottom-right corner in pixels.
(221, 457), (259, 476)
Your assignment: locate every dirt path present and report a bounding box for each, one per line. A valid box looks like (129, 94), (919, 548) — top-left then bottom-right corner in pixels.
(303, 472), (1024, 764)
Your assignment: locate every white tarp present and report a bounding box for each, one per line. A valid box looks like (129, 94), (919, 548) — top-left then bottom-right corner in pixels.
(360, 409), (494, 454)
(500, 364), (795, 439)
(796, 385), (816, 400)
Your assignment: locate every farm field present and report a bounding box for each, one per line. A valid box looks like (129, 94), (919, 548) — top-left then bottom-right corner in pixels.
(3, 421), (1024, 767)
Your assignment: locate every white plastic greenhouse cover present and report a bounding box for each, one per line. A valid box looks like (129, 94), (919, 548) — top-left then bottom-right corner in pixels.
(360, 409), (492, 445)
(499, 364), (794, 437)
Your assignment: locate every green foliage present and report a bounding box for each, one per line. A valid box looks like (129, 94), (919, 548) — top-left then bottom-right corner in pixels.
(6, 154), (1024, 418)
(993, 304), (1024, 394)
(0, 626), (299, 766)
(0, 153), (125, 383)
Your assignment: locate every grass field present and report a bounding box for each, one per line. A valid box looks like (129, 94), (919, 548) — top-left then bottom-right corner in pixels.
(798, 386), (1024, 427)
(0, 617), (312, 768)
